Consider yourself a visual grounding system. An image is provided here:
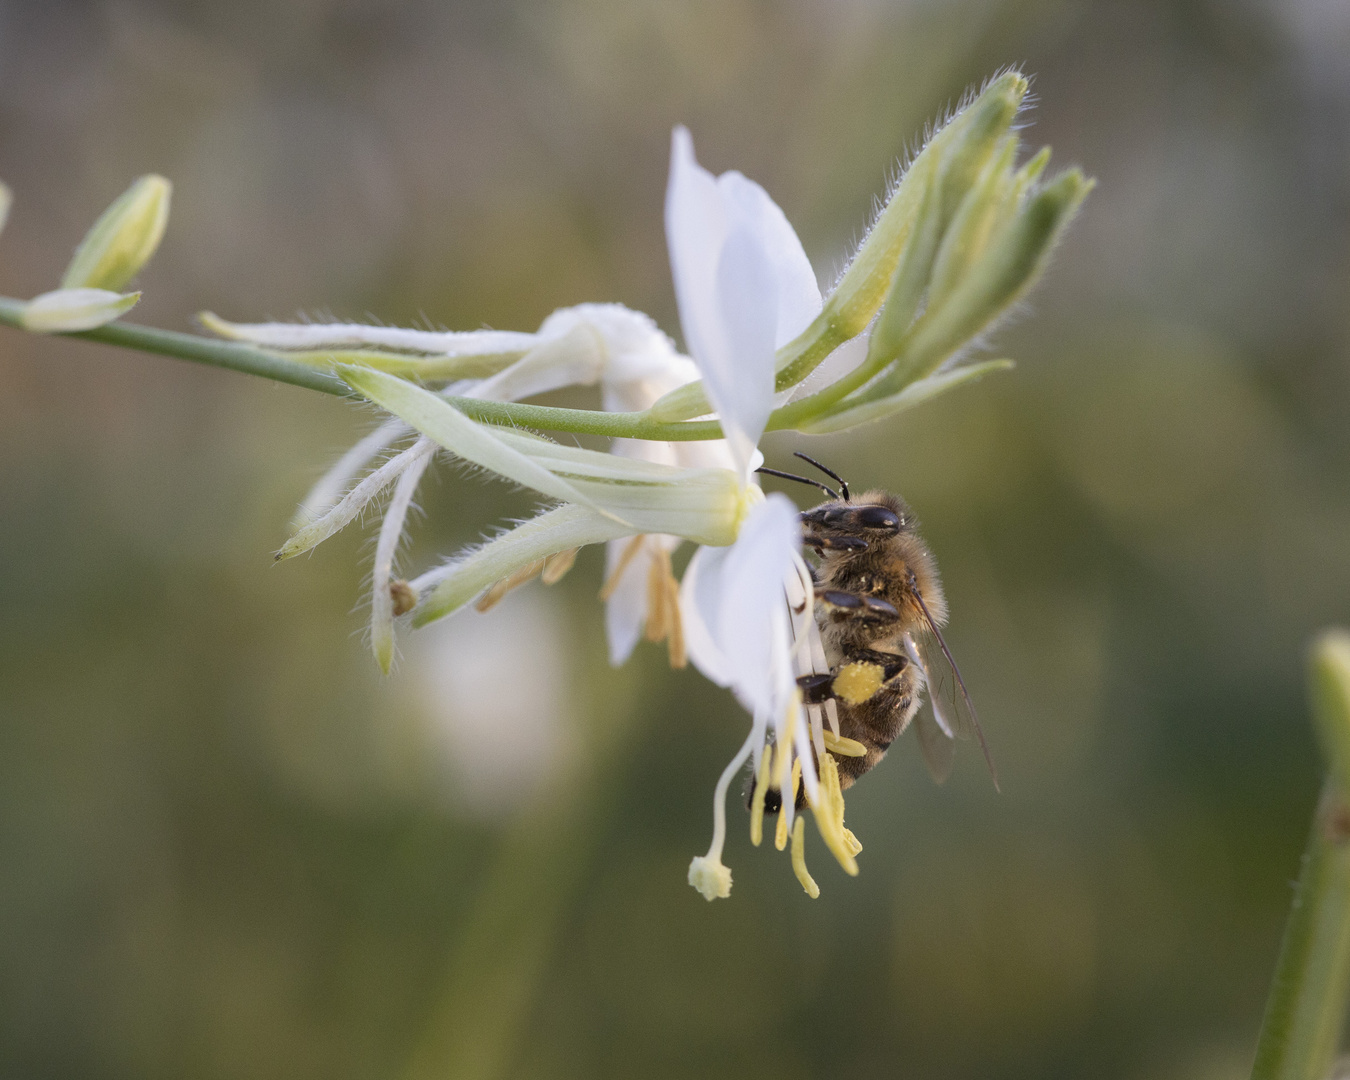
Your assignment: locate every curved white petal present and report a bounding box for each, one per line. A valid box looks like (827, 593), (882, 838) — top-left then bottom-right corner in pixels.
(679, 494), (802, 713)
(716, 171), (821, 347)
(713, 223), (779, 474)
(603, 538), (651, 667)
(666, 127), (818, 480)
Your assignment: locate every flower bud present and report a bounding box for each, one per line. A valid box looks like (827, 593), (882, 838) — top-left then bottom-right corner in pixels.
(61, 175), (171, 291)
(21, 287), (141, 333)
(883, 168), (1093, 389)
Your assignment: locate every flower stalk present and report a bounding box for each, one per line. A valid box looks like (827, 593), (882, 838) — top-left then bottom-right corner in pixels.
(1251, 630), (1350, 1080)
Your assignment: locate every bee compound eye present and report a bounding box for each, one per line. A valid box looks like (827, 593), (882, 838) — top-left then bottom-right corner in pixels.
(853, 505), (901, 531)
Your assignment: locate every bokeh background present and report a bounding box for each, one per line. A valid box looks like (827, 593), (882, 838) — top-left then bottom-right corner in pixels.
(2, 1), (1349, 1078)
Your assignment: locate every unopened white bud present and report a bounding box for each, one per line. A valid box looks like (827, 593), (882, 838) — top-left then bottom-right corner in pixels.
(21, 287), (140, 333)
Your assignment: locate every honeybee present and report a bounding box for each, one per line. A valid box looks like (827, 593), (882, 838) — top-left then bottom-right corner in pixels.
(756, 453), (996, 810)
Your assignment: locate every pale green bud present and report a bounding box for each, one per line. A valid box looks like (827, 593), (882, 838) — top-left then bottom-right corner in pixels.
(825, 71), (1027, 352)
(1311, 629), (1350, 798)
(864, 169), (944, 369)
(882, 168), (1093, 390)
(61, 175), (171, 291)
(925, 136), (1018, 314)
(21, 287), (141, 333)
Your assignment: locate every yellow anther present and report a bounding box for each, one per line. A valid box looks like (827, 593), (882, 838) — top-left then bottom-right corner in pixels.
(822, 730), (867, 757)
(774, 757), (802, 852)
(809, 754), (859, 876)
(791, 816), (820, 899)
(598, 535), (645, 601)
(832, 661), (885, 705)
(843, 828), (863, 857)
(644, 549), (670, 642)
(389, 578), (418, 616)
(475, 558), (545, 612)
(664, 571), (687, 669)
(774, 800), (790, 851)
(749, 750), (771, 847)
(541, 547), (578, 585)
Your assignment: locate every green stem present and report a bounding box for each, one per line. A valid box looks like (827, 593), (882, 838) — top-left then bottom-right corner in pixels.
(0, 295), (350, 396)
(0, 296), (736, 441)
(1251, 631), (1350, 1080)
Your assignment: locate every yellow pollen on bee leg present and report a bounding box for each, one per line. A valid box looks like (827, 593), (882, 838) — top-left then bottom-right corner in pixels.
(541, 547), (578, 585)
(749, 749), (772, 847)
(598, 535), (646, 601)
(475, 558), (545, 612)
(791, 817), (820, 899)
(832, 661), (885, 705)
(774, 757), (802, 852)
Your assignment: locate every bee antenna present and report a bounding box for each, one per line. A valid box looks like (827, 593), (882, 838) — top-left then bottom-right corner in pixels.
(755, 467), (839, 502)
(792, 452), (850, 501)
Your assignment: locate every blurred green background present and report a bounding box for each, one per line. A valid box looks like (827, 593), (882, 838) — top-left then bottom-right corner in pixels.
(2, 1), (1349, 1078)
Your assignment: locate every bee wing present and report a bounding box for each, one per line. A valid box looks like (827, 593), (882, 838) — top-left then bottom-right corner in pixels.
(905, 584), (999, 790)
(913, 708), (955, 784)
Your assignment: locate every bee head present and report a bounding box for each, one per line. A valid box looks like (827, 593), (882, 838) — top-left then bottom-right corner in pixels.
(800, 489), (913, 547)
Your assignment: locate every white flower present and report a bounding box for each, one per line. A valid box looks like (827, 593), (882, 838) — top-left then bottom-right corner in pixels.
(658, 126), (860, 898)
(208, 302), (728, 673)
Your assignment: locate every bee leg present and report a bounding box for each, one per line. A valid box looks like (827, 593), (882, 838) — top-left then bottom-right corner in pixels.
(818, 590), (902, 624)
(802, 533), (869, 554)
(796, 672), (835, 704)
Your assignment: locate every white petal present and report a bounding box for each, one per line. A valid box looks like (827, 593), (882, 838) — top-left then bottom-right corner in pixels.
(716, 171), (821, 347)
(679, 493), (802, 713)
(603, 537), (667, 667)
(199, 312), (536, 357)
(711, 222), (779, 475)
(22, 288), (140, 332)
(679, 540), (736, 689)
(469, 322), (605, 403)
(666, 128), (728, 377)
(665, 128), (800, 479)
(714, 494), (801, 716)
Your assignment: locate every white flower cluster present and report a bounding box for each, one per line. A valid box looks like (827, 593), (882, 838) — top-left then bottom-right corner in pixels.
(194, 70), (1090, 899)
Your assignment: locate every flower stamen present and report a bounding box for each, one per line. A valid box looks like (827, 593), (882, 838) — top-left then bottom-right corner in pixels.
(541, 547), (578, 585)
(749, 749), (772, 847)
(774, 755), (802, 852)
(791, 816), (820, 899)
(475, 558), (546, 612)
(598, 535), (645, 601)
